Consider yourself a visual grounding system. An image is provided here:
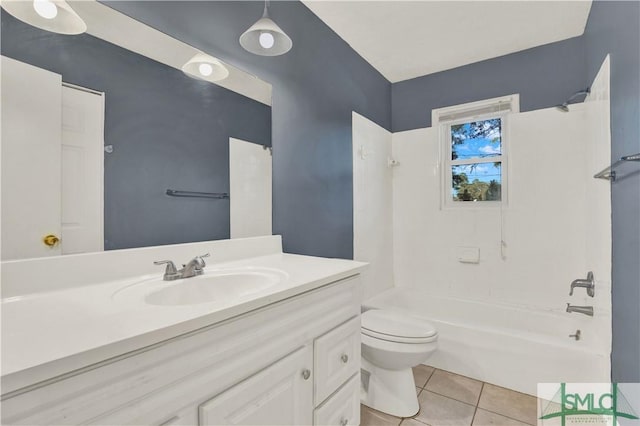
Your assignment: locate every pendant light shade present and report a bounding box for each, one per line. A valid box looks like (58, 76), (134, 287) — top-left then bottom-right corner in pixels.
(1, 0), (86, 35)
(181, 52), (229, 82)
(240, 1), (292, 56)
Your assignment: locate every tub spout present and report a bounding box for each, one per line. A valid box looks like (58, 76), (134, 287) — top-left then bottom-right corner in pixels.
(566, 303), (594, 317)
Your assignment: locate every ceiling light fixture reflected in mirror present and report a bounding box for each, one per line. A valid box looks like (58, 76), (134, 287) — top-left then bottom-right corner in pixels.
(181, 52), (229, 82)
(240, 0), (292, 56)
(33, 0), (57, 19)
(0, 0), (87, 34)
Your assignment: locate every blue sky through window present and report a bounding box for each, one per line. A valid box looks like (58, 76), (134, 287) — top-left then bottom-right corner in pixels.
(451, 119), (501, 160)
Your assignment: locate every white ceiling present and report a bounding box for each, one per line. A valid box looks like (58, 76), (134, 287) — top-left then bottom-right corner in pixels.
(302, 1), (592, 83)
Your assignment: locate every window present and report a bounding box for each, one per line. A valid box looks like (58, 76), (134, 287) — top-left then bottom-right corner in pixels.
(433, 95), (518, 207)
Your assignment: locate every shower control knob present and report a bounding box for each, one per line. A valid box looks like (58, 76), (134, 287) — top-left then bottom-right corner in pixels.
(341, 354), (349, 363)
(340, 418), (349, 426)
(302, 369), (311, 380)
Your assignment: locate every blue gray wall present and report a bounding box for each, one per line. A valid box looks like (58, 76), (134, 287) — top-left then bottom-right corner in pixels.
(1, 10), (271, 250)
(584, 0), (640, 383)
(392, 36), (588, 131)
(103, 1), (392, 260)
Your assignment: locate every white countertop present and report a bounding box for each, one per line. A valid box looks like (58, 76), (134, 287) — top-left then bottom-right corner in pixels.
(1, 253), (366, 395)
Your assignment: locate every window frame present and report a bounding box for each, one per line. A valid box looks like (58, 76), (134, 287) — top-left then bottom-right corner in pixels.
(433, 94), (519, 209)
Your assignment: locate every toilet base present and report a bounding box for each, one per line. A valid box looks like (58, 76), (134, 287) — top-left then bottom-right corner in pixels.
(360, 357), (419, 418)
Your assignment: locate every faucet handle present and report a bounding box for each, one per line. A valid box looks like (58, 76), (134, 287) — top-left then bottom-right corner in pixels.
(195, 253), (210, 269)
(154, 260), (178, 275)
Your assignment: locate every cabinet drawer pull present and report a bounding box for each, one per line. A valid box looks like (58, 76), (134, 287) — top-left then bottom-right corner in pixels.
(302, 369), (311, 380)
(340, 417), (349, 426)
(341, 354), (349, 363)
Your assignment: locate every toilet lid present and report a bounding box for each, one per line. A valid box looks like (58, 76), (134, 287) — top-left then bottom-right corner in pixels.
(361, 309), (437, 339)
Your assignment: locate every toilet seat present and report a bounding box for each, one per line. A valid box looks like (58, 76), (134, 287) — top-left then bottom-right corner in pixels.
(362, 328), (438, 344)
(361, 309), (438, 344)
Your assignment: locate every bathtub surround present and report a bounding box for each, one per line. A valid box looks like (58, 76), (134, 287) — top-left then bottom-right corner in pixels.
(583, 0), (640, 383)
(352, 58), (613, 394)
(391, 101), (611, 314)
(352, 112), (394, 300)
(0, 10), (271, 251)
(387, 101), (611, 394)
(229, 138), (273, 239)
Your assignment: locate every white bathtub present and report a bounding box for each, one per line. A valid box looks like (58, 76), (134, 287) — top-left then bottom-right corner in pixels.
(363, 288), (610, 396)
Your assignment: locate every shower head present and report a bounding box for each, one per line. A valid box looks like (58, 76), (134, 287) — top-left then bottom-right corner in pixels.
(556, 88), (590, 112)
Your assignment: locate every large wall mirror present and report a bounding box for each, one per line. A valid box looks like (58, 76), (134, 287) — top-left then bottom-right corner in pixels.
(1, 1), (273, 261)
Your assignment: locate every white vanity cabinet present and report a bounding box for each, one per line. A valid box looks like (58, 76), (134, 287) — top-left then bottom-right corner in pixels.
(1, 275), (362, 426)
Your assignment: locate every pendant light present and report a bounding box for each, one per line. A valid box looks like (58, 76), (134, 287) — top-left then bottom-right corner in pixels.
(181, 52), (229, 82)
(240, 0), (292, 56)
(1, 0), (87, 35)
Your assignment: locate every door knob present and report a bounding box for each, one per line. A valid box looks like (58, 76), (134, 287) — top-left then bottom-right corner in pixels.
(43, 234), (60, 247)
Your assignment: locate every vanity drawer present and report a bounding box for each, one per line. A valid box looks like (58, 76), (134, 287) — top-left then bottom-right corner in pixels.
(313, 374), (360, 426)
(313, 315), (360, 405)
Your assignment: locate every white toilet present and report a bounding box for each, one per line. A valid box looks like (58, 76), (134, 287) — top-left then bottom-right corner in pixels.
(360, 309), (438, 417)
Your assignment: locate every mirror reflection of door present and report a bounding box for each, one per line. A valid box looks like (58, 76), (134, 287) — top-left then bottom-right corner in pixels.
(1, 56), (104, 260)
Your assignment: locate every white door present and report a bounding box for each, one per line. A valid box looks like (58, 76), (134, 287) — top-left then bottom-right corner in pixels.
(229, 137), (272, 238)
(61, 85), (104, 255)
(1, 56), (104, 260)
(199, 346), (313, 425)
(1, 56), (62, 260)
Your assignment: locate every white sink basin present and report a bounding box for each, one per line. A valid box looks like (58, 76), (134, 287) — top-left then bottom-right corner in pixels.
(113, 268), (288, 306)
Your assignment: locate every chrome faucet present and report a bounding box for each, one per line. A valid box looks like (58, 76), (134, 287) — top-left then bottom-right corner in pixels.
(154, 253), (210, 281)
(181, 253), (210, 278)
(566, 303), (594, 317)
(569, 271), (595, 297)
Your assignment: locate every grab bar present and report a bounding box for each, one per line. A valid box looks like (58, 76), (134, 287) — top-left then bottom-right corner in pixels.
(166, 189), (229, 199)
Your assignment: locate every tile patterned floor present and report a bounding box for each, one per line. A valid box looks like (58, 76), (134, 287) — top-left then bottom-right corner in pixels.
(361, 365), (538, 426)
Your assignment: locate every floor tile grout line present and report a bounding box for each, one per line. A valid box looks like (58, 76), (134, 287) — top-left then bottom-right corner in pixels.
(421, 388), (479, 408)
(477, 380), (538, 425)
(476, 406), (537, 426)
(421, 367), (483, 394)
(483, 381), (539, 399)
(424, 367), (436, 386)
(426, 366), (484, 386)
(416, 366), (436, 389)
(470, 382), (485, 426)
